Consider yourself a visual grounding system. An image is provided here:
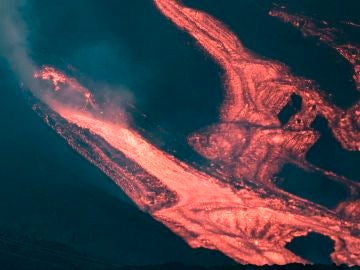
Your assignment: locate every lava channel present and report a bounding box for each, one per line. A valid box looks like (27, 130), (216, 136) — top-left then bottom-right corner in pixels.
(28, 0), (360, 266)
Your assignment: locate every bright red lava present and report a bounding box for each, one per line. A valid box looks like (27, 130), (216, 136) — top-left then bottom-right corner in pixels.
(31, 0), (360, 265)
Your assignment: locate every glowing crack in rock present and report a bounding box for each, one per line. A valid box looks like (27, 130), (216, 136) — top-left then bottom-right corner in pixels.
(30, 0), (360, 266)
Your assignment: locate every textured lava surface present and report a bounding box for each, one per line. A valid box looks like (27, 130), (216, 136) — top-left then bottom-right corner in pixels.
(269, 6), (360, 92)
(30, 0), (360, 266)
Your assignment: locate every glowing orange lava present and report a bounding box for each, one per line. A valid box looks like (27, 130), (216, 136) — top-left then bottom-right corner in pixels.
(269, 7), (360, 92)
(35, 66), (97, 109)
(30, 0), (360, 266)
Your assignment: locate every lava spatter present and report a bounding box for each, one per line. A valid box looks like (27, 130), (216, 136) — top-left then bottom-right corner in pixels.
(30, 0), (360, 266)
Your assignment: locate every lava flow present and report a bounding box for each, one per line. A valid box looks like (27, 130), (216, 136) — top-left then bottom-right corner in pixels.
(269, 6), (360, 92)
(31, 0), (360, 266)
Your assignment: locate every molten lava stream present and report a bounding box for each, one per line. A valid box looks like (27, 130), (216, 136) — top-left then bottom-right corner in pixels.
(30, 0), (360, 265)
(33, 65), (359, 265)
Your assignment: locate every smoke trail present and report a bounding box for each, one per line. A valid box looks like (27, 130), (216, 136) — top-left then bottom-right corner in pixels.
(0, 0), (44, 98)
(0, 0), (129, 125)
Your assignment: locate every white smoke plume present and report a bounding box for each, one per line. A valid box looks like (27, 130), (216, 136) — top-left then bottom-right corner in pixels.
(0, 0), (43, 98)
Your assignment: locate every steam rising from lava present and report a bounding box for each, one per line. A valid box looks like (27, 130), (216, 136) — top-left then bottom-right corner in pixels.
(0, 0), (44, 99)
(1, 0), (360, 266)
